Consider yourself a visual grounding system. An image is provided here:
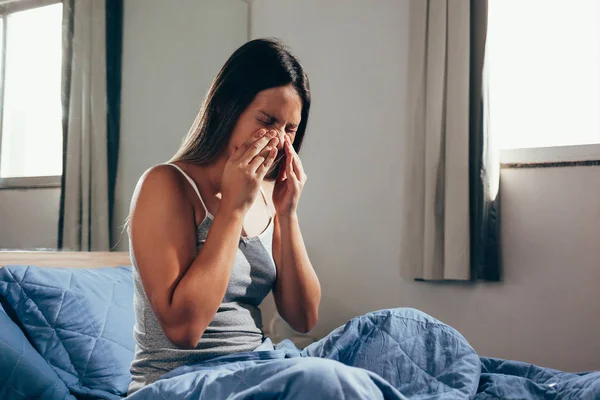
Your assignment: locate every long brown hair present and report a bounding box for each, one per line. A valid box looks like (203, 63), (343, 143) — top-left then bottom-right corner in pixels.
(170, 38), (311, 180)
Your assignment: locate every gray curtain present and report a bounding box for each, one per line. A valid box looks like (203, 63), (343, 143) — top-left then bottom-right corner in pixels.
(58, 0), (110, 251)
(400, 0), (500, 281)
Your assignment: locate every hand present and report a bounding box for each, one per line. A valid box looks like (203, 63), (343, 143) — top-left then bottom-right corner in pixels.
(221, 129), (279, 214)
(273, 135), (307, 216)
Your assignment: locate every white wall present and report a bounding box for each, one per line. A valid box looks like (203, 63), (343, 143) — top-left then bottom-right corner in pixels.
(113, 0), (248, 249)
(0, 188), (60, 249)
(251, 0), (600, 371)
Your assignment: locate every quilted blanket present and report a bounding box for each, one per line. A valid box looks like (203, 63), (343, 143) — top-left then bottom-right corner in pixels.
(1, 266), (599, 399)
(128, 309), (600, 399)
(0, 265), (134, 399)
(476, 357), (600, 399)
(129, 308), (481, 399)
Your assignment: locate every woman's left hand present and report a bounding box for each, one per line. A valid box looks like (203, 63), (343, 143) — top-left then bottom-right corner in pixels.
(273, 135), (307, 216)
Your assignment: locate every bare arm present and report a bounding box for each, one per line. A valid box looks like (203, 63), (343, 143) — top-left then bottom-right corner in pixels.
(271, 135), (321, 333)
(129, 166), (245, 349)
(130, 130), (278, 348)
(272, 212), (321, 333)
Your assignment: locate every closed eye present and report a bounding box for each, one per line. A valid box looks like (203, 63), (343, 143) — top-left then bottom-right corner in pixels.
(258, 111), (299, 133)
(257, 117), (276, 126)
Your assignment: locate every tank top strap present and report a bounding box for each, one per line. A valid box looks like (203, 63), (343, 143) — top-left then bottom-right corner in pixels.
(259, 186), (273, 218)
(164, 163), (213, 218)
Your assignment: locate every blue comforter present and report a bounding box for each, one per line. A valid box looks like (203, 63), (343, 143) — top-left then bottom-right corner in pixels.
(1, 266), (598, 399)
(127, 309), (600, 400)
(477, 358), (600, 399)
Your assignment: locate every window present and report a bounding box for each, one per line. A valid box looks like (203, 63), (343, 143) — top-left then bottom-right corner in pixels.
(488, 0), (600, 154)
(0, 0), (62, 187)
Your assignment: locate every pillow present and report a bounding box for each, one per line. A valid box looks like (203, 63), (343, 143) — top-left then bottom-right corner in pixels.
(0, 298), (75, 400)
(0, 265), (134, 399)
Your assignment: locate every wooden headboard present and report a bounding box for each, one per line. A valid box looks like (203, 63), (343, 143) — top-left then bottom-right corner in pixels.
(0, 251), (131, 269)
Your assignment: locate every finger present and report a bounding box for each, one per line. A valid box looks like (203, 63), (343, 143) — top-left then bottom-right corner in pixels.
(291, 154), (306, 182)
(286, 145), (298, 183)
(287, 164), (299, 191)
(248, 141), (276, 170)
(231, 129), (267, 161)
(240, 134), (278, 164)
(286, 137), (305, 179)
(249, 138), (278, 171)
(257, 138), (279, 159)
(284, 136), (296, 159)
(256, 147), (278, 177)
(276, 157), (287, 182)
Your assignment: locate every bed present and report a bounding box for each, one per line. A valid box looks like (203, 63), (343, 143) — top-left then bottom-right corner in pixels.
(0, 252), (598, 399)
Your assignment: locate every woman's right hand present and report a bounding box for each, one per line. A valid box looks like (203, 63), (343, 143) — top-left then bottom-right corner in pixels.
(221, 129), (279, 214)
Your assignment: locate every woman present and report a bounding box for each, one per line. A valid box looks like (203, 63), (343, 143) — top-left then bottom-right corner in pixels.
(127, 37), (319, 392)
(127, 39), (477, 399)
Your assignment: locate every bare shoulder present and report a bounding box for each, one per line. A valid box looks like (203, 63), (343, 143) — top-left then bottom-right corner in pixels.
(129, 164), (191, 223)
(132, 165), (185, 203)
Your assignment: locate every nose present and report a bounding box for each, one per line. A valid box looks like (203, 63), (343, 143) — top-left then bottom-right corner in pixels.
(270, 129), (285, 150)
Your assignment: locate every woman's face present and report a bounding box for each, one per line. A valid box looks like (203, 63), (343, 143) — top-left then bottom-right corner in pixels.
(228, 84), (302, 162)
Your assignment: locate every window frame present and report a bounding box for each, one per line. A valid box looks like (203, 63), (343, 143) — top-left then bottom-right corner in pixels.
(0, 0), (62, 189)
(500, 144), (600, 169)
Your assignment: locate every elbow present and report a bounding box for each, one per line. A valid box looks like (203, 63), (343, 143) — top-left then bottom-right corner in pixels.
(294, 309), (319, 334)
(159, 300), (214, 349)
(300, 292), (321, 333)
(164, 324), (204, 350)
(171, 336), (199, 350)
(304, 311), (319, 333)
(285, 294), (320, 333)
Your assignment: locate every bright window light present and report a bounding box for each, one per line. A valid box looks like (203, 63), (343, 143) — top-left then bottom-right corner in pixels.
(487, 0), (600, 150)
(0, 3), (63, 178)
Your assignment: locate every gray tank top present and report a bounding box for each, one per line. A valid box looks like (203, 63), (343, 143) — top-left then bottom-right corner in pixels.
(128, 163), (277, 395)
